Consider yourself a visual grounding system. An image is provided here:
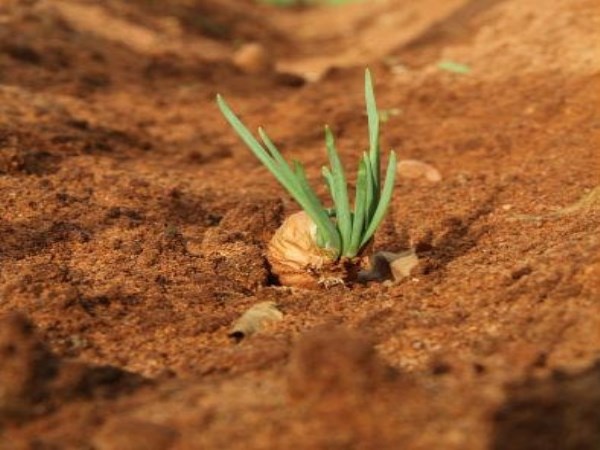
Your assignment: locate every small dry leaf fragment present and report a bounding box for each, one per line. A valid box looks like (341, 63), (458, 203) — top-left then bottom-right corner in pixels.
(389, 250), (420, 280)
(232, 43), (274, 75)
(397, 159), (442, 183)
(358, 249), (419, 283)
(229, 301), (283, 342)
(554, 185), (600, 214)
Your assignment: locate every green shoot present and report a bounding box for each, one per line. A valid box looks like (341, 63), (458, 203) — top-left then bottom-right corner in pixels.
(437, 60), (471, 74)
(365, 69), (381, 199)
(216, 69), (396, 259)
(324, 126), (352, 251)
(217, 96), (340, 254)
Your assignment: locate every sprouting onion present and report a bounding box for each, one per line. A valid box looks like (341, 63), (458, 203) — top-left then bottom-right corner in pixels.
(216, 69), (396, 261)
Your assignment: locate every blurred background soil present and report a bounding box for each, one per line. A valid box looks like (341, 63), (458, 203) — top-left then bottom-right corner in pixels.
(0, 0), (599, 448)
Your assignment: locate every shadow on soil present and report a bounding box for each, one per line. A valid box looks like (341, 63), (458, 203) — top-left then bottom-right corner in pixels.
(417, 190), (500, 274)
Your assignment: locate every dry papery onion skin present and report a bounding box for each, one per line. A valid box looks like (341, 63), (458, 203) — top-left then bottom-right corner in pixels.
(267, 212), (367, 289)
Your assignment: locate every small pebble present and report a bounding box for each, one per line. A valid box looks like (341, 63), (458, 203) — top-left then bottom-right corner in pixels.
(232, 43), (274, 75)
(397, 159), (442, 182)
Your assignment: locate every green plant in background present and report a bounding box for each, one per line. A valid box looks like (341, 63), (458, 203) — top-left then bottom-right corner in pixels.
(216, 69), (396, 259)
(437, 60), (471, 75)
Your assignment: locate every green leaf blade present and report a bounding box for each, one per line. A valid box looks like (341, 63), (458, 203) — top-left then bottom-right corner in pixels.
(324, 126), (352, 254)
(217, 69), (397, 264)
(258, 127), (291, 172)
(217, 95), (341, 254)
(360, 151), (397, 248)
(347, 159), (368, 257)
(365, 69), (381, 196)
(362, 153), (376, 225)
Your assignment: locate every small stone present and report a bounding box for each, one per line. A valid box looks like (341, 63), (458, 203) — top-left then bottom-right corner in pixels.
(93, 418), (178, 450)
(232, 43), (274, 75)
(397, 159), (442, 182)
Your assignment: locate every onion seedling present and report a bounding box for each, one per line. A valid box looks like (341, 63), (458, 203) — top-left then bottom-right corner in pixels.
(217, 69), (396, 288)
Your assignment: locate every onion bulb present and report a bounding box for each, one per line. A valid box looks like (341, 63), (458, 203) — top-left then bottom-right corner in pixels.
(267, 211), (365, 289)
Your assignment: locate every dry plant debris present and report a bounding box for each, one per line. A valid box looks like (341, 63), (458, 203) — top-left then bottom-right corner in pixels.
(229, 301), (284, 341)
(513, 185), (600, 221)
(358, 249), (419, 283)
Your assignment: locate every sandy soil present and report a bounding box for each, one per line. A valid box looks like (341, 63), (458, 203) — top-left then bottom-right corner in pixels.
(1, 0), (599, 448)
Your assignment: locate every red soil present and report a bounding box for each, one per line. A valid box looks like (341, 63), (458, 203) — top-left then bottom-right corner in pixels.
(0, 0), (599, 448)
